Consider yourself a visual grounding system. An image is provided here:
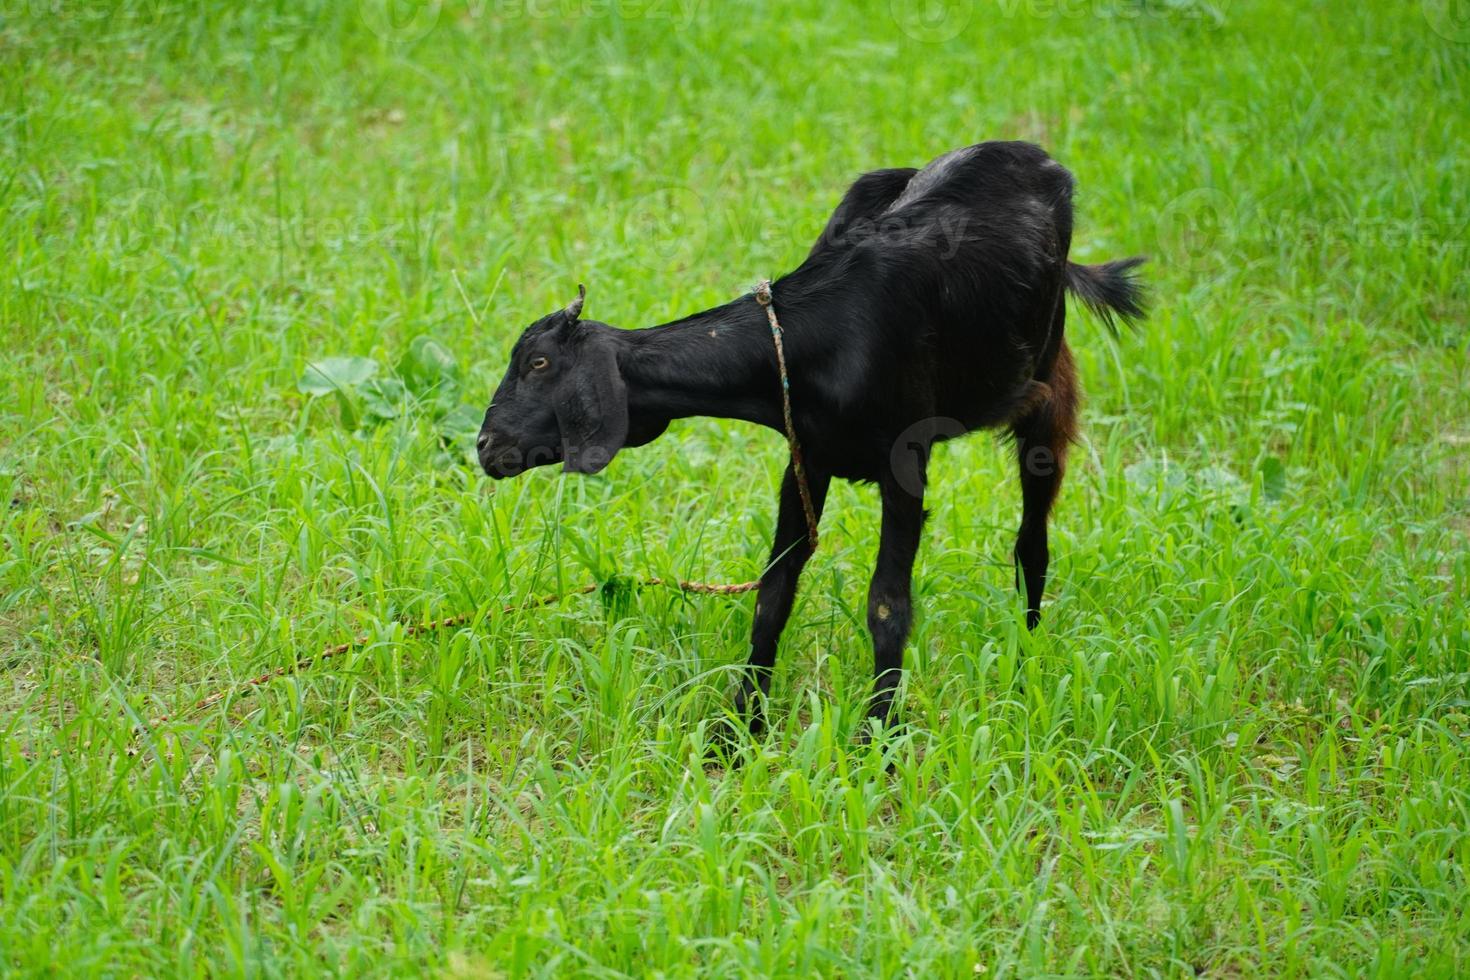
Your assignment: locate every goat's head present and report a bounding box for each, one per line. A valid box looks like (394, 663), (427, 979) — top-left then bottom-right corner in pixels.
(477, 285), (629, 479)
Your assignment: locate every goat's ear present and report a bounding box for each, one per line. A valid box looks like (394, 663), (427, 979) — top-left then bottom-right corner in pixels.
(563, 283), (586, 324)
(552, 339), (627, 475)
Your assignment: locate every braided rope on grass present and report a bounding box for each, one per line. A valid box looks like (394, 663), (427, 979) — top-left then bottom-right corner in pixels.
(138, 576), (760, 730)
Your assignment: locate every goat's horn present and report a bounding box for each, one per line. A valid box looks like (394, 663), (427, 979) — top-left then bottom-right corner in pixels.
(565, 283), (586, 321)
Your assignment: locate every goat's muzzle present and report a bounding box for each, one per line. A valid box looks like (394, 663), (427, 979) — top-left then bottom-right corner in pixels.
(478, 434), (564, 479)
(477, 432), (524, 479)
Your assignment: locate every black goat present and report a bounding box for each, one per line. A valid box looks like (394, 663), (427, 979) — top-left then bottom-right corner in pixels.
(478, 141), (1144, 739)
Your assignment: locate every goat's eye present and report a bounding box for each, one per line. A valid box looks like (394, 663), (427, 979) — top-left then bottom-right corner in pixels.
(530, 355), (550, 371)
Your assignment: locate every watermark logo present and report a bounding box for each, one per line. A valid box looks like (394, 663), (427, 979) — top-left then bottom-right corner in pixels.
(995, 0), (1228, 27)
(1154, 185), (1467, 261)
(890, 0), (1228, 40)
(890, 0), (973, 42)
(887, 417), (1064, 496)
(815, 212), (976, 261)
(103, 187), (174, 255)
(1423, 0), (1470, 42)
(1154, 186), (1236, 260)
(620, 185), (710, 271)
(889, 416), (968, 496)
(359, 0), (441, 42)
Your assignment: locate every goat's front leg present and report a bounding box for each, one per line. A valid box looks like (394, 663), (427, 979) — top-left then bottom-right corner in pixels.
(862, 474), (926, 739)
(732, 460), (830, 737)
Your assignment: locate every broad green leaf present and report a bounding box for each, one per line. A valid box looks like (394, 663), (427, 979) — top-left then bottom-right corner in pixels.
(297, 356), (379, 396)
(396, 336), (461, 399)
(434, 403), (484, 445)
(360, 377), (408, 421)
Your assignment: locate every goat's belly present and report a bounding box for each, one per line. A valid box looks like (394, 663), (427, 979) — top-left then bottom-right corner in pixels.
(936, 367), (1038, 430)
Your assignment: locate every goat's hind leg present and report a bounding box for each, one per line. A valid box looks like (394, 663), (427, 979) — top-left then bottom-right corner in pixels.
(1011, 341), (1079, 630)
(860, 472), (926, 742)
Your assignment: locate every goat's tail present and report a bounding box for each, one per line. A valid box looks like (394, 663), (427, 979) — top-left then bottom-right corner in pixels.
(1064, 258), (1147, 335)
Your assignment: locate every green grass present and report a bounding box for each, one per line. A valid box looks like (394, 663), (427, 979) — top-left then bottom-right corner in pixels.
(2, 0), (1468, 974)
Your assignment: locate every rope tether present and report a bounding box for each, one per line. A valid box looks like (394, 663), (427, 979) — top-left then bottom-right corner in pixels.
(138, 577), (759, 731)
(754, 278), (820, 551)
(129, 283), (820, 735)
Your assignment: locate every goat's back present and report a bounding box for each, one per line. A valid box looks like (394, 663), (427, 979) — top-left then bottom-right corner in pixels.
(775, 142), (1079, 447)
(792, 141), (1073, 311)
(885, 141), (1071, 301)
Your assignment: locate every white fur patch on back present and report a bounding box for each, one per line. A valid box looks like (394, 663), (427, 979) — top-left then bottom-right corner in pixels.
(884, 145), (982, 213)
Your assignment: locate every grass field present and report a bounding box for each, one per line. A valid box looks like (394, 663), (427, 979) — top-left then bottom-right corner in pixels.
(2, 0), (1468, 974)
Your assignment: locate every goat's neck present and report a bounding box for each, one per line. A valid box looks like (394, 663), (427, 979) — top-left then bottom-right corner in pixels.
(616, 297), (784, 432)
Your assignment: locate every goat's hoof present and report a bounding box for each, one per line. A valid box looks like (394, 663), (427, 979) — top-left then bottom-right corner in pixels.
(854, 714), (906, 748)
(703, 717), (756, 768)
